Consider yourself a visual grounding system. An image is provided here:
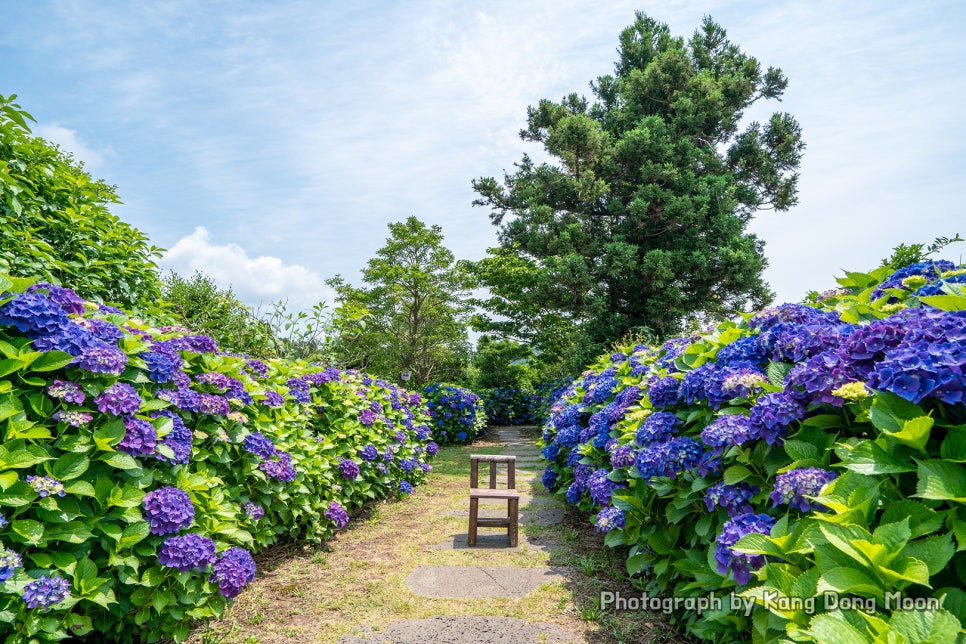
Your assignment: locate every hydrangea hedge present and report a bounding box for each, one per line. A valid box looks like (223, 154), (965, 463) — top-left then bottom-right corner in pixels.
(479, 379), (574, 427)
(540, 259), (966, 643)
(422, 383), (487, 444)
(0, 276), (439, 643)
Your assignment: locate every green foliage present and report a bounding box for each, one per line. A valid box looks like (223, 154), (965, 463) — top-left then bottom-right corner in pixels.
(0, 95), (163, 310)
(879, 234), (962, 270)
(160, 272), (276, 358)
(469, 336), (532, 391)
(540, 251), (966, 643)
(0, 277), (436, 642)
(328, 216), (472, 384)
(471, 13), (804, 365)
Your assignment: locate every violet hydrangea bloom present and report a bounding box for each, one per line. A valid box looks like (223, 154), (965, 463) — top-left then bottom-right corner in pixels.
(425, 441), (439, 456)
(609, 444), (635, 469)
(701, 414), (755, 454)
(0, 292), (70, 335)
(714, 513), (776, 585)
(770, 468), (838, 512)
(242, 432), (276, 459)
(158, 534), (217, 572)
(339, 458), (360, 479)
(143, 486), (195, 535)
(0, 545), (22, 581)
(151, 410), (192, 465)
(22, 575), (71, 610)
(705, 481), (760, 516)
(326, 501), (350, 529)
(260, 450), (296, 482)
(359, 409), (377, 426)
(595, 506), (626, 533)
(142, 341), (182, 383)
(197, 393), (230, 416)
(29, 283), (86, 315)
(242, 502), (264, 521)
(647, 376), (680, 409)
(542, 465), (558, 490)
(635, 437), (704, 480)
(748, 391), (806, 445)
(261, 390), (284, 407)
(26, 475), (65, 498)
(52, 410), (93, 427)
(635, 412), (681, 446)
(359, 445), (378, 462)
(95, 383), (141, 415)
(245, 359), (269, 378)
(588, 468), (625, 507)
(47, 380), (85, 404)
(75, 344), (127, 374)
(209, 547), (256, 598)
(119, 416), (158, 457)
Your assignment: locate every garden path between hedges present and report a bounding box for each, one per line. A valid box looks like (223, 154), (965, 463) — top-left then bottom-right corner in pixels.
(187, 427), (683, 644)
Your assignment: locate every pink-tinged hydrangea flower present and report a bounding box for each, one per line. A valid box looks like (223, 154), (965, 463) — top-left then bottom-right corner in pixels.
(95, 383), (141, 415)
(720, 370), (767, 398)
(22, 574), (71, 610)
(715, 513), (775, 585)
(701, 414), (754, 454)
(26, 475), (65, 498)
(705, 481), (760, 516)
(242, 432), (276, 459)
(228, 411), (249, 424)
(195, 372), (231, 389)
(47, 380), (85, 404)
(339, 458), (360, 479)
(75, 344), (127, 374)
(198, 393), (230, 416)
(595, 506), (625, 533)
(119, 416), (157, 457)
(143, 486), (195, 535)
(325, 501), (349, 529)
(52, 410), (93, 427)
(209, 547), (256, 598)
(242, 502), (264, 521)
(0, 545), (22, 581)
(259, 450), (296, 482)
(770, 468), (838, 512)
(158, 533), (217, 571)
(261, 390), (284, 408)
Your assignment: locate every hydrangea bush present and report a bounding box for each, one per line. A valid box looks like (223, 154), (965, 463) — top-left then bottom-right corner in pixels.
(422, 383), (487, 444)
(540, 259), (966, 643)
(479, 379), (574, 426)
(0, 276), (438, 643)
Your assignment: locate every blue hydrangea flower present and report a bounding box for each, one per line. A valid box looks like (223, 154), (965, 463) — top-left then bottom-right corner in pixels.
(542, 444), (560, 461)
(748, 391), (806, 444)
(566, 481), (582, 504)
(635, 412), (681, 446)
(704, 481), (760, 516)
(26, 475), (65, 498)
(399, 481), (414, 495)
(209, 547), (256, 598)
(542, 466), (558, 490)
(143, 486), (195, 535)
(426, 441), (439, 456)
(158, 533), (217, 571)
(242, 432), (276, 459)
(647, 376), (680, 409)
(0, 545), (22, 581)
(595, 506), (625, 533)
(359, 444), (379, 461)
(151, 410), (192, 465)
(588, 468), (624, 507)
(22, 574), (71, 610)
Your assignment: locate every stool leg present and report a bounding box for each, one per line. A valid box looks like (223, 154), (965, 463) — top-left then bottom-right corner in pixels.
(468, 497), (479, 546)
(508, 497), (519, 547)
(489, 461), (497, 489)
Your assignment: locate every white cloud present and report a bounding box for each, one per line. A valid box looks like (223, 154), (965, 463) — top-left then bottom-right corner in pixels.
(33, 123), (110, 172)
(160, 227), (333, 311)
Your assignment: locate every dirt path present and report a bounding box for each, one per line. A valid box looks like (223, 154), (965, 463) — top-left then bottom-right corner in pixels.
(189, 427), (679, 644)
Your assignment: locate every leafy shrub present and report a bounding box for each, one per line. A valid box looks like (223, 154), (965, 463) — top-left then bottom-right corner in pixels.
(0, 275), (437, 643)
(479, 387), (539, 425)
(0, 95), (162, 310)
(422, 383), (486, 444)
(540, 258), (966, 643)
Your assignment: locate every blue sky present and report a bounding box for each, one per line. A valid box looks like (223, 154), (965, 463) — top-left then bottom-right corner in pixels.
(2, 1), (964, 312)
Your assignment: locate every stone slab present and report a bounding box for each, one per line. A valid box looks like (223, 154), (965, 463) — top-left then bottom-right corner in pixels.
(339, 616), (581, 644)
(430, 533), (553, 552)
(406, 565), (569, 598)
(439, 507), (564, 527)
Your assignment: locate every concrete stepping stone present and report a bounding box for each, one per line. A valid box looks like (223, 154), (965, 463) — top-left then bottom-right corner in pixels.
(430, 533), (553, 552)
(440, 507), (564, 526)
(406, 565), (569, 598)
(339, 616), (581, 643)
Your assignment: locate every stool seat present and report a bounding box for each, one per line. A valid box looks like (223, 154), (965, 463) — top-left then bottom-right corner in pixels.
(468, 454), (518, 547)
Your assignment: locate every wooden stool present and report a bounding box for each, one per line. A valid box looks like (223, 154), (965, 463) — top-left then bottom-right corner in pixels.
(468, 454), (518, 547)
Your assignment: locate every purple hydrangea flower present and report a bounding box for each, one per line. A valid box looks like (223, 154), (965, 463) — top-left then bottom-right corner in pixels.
(52, 410), (93, 427)
(119, 416), (158, 457)
(245, 359), (269, 378)
(47, 380), (85, 404)
(635, 437), (704, 480)
(261, 390), (285, 407)
(143, 486), (195, 535)
(359, 445), (379, 462)
(242, 432), (276, 459)
(426, 441), (439, 456)
(748, 391), (806, 445)
(243, 502), (265, 520)
(647, 376), (680, 409)
(158, 533), (217, 572)
(588, 468), (625, 507)
(359, 409), (377, 426)
(701, 414), (755, 454)
(26, 475), (65, 498)
(595, 506), (626, 533)
(196, 372), (231, 389)
(609, 444), (636, 469)
(715, 513), (776, 585)
(770, 468), (838, 512)
(169, 334), (219, 354)
(22, 574), (71, 610)
(142, 341), (182, 383)
(29, 283), (86, 315)
(198, 393), (230, 416)
(260, 450), (297, 482)
(636, 412), (681, 446)
(95, 383), (141, 415)
(75, 344), (127, 374)
(339, 458), (360, 480)
(151, 410), (192, 465)
(705, 481), (760, 516)
(325, 501), (349, 529)
(0, 545), (22, 581)
(286, 377), (311, 403)
(209, 547), (256, 598)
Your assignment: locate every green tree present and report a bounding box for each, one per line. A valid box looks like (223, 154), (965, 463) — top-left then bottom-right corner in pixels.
(0, 94), (163, 309)
(469, 335), (533, 390)
(328, 216), (472, 384)
(471, 13), (804, 359)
